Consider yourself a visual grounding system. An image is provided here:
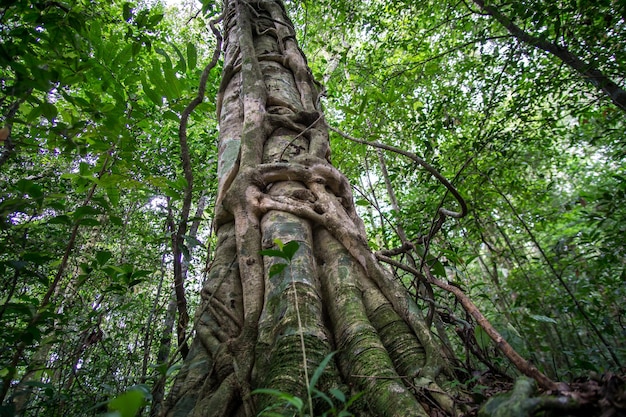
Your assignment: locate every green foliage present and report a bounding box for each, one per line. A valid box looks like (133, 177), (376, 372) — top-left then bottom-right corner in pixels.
(0, 0), (624, 415)
(291, 0), (625, 378)
(104, 385), (150, 417)
(260, 239), (301, 277)
(0, 0), (219, 415)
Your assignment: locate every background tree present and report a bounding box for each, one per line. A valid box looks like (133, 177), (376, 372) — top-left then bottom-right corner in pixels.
(1, 1), (218, 415)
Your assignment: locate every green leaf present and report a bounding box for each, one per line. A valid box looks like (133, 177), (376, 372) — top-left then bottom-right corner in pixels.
(259, 249), (290, 260)
(122, 2), (133, 21)
(96, 250), (113, 266)
(183, 235), (205, 249)
(358, 93), (368, 114)
(106, 187), (120, 206)
(282, 241), (300, 261)
(201, 0), (216, 13)
(155, 48), (173, 68)
(163, 110), (179, 122)
(187, 42), (197, 70)
(180, 244), (190, 261)
(22, 252), (53, 264)
(127, 279), (144, 288)
(529, 314), (557, 324)
(162, 65), (181, 98)
(268, 263), (287, 277)
(107, 388), (146, 417)
(428, 257), (446, 278)
(141, 75), (162, 105)
(1, 302), (36, 319)
(329, 388), (346, 403)
(78, 218), (101, 226)
(148, 12), (164, 28)
(309, 351), (336, 392)
(7, 260), (27, 271)
(74, 206), (102, 219)
(474, 326), (491, 350)
(23, 381), (53, 389)
(16, 179), (41, 197)
(90, 19), (102, 42)
(171, 43), (186, 73)
(506, 323), (522, 338)
(25, 104), (43, 123)
(47, 215), (72, 225)
(40, 102), (58, 122)
(260, 241), (299, 262)
(132, 41), (142, 56)
(252, 388), (304, 411)
(23, 324), (42, 344)
(166, 364), (182, 377)
(312, 387), (334, 408)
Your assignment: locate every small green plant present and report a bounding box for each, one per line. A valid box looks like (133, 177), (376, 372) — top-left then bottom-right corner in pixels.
(307, 352), (363, 417)
(260, 238), (300, 278)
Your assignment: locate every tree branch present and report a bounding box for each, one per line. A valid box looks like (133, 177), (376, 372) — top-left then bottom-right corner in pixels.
(386, 257), (559, 391)
(471, 0), (626, 113)
(329, 125), (467, 219)
(172, 12), (224, 360)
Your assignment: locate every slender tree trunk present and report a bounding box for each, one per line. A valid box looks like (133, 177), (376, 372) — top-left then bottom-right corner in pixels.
(149, 196), (208, 417)
(162, 1), (462, 415)
(149, 291), (178, 417)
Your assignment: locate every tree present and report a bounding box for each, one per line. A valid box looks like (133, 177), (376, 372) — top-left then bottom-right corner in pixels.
(160, 1), (558, 416)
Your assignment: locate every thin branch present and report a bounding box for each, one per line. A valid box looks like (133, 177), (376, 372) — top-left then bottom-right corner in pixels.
(171, 12), (224, 360)
(329, 125), (467, 219)
(278, 112), (323, 161)
(471, 0), (626, 113)
(484, 173), (623, 369)
(381, 253), (559, 391)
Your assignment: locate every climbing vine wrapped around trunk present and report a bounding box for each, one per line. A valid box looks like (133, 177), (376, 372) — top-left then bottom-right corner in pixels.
(163, 1), (462, 416)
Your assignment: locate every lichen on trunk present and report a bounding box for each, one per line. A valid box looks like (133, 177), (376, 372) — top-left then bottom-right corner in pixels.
(162, 1), (461, 416)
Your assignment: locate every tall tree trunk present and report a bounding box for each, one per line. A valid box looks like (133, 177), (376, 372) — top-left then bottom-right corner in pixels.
(162, 1), (461, 416)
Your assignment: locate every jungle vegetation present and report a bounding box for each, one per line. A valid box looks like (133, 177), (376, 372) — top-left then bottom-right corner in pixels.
(0, 0), (624, 416)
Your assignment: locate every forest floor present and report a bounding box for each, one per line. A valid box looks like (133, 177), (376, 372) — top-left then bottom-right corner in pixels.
(461, 371), (626, 417)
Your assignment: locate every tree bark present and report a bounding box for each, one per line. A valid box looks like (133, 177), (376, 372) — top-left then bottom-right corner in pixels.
(162, 1), (462, 416)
